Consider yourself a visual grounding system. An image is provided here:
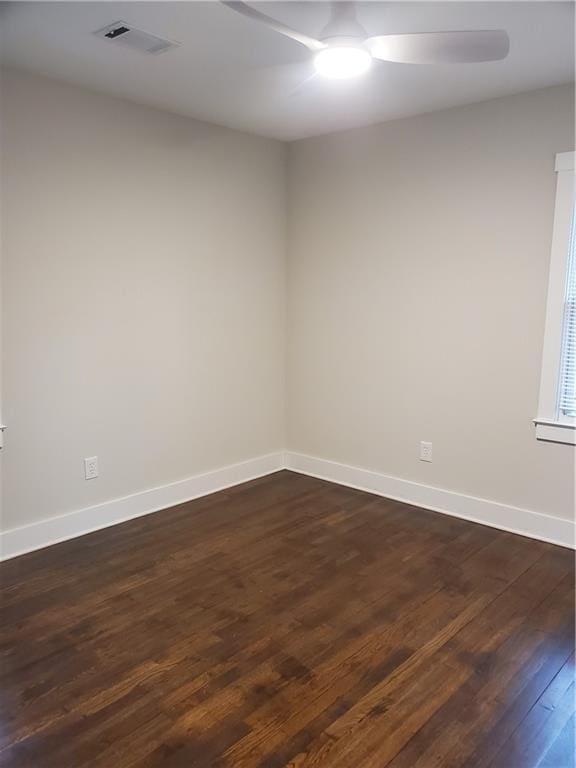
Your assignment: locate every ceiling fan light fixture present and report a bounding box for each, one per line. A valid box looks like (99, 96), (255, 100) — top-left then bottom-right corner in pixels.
(314, 46), (372, 79)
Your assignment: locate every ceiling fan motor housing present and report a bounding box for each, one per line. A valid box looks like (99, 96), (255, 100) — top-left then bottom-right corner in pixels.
(321, 35), (369, 50)
(320, 1), (368, 43)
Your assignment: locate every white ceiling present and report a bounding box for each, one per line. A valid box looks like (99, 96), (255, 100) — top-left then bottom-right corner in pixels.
(1, 1), (574, 140)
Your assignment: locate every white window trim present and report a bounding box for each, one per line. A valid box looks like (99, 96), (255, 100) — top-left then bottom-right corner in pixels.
(534, 151), (575, 445)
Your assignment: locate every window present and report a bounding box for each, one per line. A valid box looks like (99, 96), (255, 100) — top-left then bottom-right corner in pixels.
(535, 151), (575, 445)
(558, 219), (575, 418)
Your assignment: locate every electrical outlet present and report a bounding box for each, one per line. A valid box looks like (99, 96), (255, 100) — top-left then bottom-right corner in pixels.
(419, 441), (433, 462)
(84, 456), (98, 480)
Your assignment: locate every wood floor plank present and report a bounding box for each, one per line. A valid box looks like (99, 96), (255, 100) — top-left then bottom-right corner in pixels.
(538, 712), (576, 768)
(0, 470), (573, 768)
(385, 560), (575, 768)
(488, 652), (576, 768)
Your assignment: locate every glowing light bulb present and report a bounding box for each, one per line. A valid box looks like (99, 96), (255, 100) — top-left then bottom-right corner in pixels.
(314, 46), (372, 79)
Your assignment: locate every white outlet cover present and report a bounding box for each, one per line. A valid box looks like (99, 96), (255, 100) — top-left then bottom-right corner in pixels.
(420, 442), (433, 462)
(84, 456), (99, 480)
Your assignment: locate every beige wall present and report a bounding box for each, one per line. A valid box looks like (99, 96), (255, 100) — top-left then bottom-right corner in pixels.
(1, 70), (286, 530)
(287, 84), (575, 521)
(2, 71), (573, 536)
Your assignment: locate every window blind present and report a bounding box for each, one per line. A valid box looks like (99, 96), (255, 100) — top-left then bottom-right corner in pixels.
(559, 207), (576, 417)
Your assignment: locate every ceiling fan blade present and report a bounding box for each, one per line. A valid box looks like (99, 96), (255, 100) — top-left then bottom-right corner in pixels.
(221, 1), (324, 52)
(368, 30), (510, 64)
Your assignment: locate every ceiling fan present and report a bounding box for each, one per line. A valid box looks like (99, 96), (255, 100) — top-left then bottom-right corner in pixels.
(222, 1), (510, 79)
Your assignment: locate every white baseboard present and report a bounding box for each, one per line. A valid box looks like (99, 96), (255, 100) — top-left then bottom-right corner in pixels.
(285, 452), (575, 550)
(0, 452), (284, 561)
(2, 450), (573, 561)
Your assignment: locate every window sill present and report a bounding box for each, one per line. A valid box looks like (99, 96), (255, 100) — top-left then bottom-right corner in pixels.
(534, 419), (576, 445)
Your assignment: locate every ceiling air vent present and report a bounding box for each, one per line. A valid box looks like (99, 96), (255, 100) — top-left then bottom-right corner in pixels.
(94, 22), (180, 54)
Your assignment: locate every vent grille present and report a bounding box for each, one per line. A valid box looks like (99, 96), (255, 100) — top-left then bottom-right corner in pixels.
(94, 22), (180, 54)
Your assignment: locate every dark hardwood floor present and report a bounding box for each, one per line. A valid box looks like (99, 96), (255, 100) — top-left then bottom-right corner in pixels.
(0, 470), (574, 768)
